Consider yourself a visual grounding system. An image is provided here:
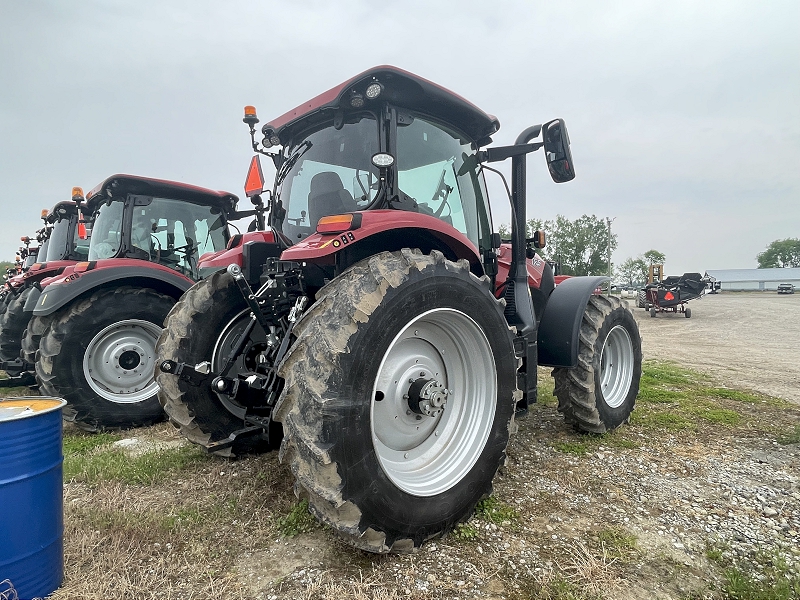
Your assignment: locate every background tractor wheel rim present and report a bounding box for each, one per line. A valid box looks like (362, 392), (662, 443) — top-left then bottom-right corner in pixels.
(83, 319), (162, 403)
(599, 324), (634, 409)
(371, 308), (496, 497)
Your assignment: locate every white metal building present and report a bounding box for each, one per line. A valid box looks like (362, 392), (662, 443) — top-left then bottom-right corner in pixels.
(704, 268), (800, 291)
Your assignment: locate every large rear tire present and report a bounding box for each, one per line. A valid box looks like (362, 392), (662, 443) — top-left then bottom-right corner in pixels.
(155, 270), (281, 457)
(553, 294), (641, 434)
(20, 313), (55, 366)
(274, 249), (519, 553)
(36, 286), (173, 431)
(0, 287), (33, 361)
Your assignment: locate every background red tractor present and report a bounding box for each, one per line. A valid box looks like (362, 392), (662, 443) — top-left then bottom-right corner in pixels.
(0, 192), (91, 385)
(25, 174), (242, 430)
(156, 66), (642, 552)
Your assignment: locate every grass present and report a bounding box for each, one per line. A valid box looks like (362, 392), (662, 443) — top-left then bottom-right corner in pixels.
(595, 527), (637, 560)
(629, 360), (781, 433)
(64, 439), (212, 485)
(705, 545), (800, 600)
(778, 424), (800, 445)
(277, 499), (318, 537)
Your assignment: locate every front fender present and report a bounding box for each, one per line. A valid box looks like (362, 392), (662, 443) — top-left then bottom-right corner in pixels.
(34, 264), (194, 316)
(537, 276), (609, 368)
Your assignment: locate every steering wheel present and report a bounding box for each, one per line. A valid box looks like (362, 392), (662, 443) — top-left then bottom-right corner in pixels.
(150, 234), (162, 263)
(430, 168), (453, 218)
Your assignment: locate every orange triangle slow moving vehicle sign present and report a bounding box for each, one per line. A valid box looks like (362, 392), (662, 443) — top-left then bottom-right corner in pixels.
(244, 155), (265, 198)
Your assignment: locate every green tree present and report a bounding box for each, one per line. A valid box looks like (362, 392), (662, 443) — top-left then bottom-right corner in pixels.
(756, 238), (800, 268)
(617, 257), (648, 286)
(523, 214), (616, 276)
(642, 249), (666, 266)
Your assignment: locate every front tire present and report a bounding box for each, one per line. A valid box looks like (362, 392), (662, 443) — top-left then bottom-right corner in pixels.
(553, 294), (641, 434)
(0, 287), (33, 361)
(274, 250), (519, 553)
(36, 286), (173, 431)
(155, 270), (281, 457)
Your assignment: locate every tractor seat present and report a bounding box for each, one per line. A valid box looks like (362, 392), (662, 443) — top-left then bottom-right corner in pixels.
(308, 172), (355, 228)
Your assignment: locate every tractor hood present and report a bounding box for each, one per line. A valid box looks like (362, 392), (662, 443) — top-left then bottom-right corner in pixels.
(264, 65), (501, 145)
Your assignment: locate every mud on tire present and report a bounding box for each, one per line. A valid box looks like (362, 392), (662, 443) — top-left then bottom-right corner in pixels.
(553, 294), (642, 434)
(274, 249), (519, 553)
(155, 269), (281, 457)
(36, 286), (173, 431)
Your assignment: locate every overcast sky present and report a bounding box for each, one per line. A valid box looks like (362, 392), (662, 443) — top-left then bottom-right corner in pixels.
(1, 0), (797, 276)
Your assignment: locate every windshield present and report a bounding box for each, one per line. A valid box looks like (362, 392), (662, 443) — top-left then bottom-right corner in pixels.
(396, 115), (492, 251)
(88, 200), (124, 260)
(278, 115), (380, 240)
(45, 214), (89, 262)
(130, 197), (228, 278)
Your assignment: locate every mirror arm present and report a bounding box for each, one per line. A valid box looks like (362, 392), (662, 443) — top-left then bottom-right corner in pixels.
(479, 142), (542, 163)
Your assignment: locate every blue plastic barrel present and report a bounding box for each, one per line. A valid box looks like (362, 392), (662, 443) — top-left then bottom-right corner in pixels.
(0, 397), (66, 599)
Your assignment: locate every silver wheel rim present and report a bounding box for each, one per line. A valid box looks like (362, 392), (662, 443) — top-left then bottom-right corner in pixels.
(371, 308), (496, 497)
(83, 319), (162, 403)
(599, 324), (634, 409)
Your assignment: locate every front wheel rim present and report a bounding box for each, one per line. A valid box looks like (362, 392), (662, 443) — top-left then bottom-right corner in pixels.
(371, 308), (497, 497)
(599, 324), (634, 409)
(83, 319), (162, 403)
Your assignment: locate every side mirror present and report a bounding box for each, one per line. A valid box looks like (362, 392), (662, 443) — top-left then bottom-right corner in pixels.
(543, 119), (575, 183)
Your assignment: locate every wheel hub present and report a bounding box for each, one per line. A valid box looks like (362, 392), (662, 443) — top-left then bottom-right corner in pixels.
(371, 308), (497, 497)
(407, 377), (448, 417)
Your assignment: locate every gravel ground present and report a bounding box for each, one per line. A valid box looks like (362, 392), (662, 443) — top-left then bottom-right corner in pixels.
(239, 403), (799, 600)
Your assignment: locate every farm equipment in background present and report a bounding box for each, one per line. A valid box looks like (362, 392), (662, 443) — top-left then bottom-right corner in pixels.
(155, 66), (643, 553)
(0, 192), (92, 387)
(644, 272), (709, 318)
(24, 175), (243, 430)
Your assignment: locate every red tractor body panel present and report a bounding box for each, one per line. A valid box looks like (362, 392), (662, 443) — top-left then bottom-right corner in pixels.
(495, 244), (547, 295)
(279, 210), (482, 268)
(199, 230), (279, 270)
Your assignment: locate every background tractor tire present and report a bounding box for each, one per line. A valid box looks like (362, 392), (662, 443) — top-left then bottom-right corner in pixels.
(274, 249), (519, 553)
(20, 313), (56, 366)
(637, 290), (646, 309)
(155, 269), (281, 457)
(553, 294), (641, 434)
(0, 287), (33, 361)
(36, 286), (173, 431)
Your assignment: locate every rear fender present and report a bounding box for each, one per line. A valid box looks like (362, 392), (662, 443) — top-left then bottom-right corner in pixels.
(280, 210), (482, 273)
(33, 262), (194, 317)
(537, 276), (609, 368)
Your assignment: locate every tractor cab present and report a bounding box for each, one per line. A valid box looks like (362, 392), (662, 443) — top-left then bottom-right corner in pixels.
(245, 66), (501, 274)
(84, 175), (236, 280)
(42, 198), (91, 263)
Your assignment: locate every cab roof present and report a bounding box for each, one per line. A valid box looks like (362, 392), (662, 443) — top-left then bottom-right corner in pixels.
(85, 174), (238, 213)
(265, 65), (500, 145)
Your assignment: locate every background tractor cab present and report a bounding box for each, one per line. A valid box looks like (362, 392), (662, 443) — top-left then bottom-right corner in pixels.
(0, 192), (94, 383)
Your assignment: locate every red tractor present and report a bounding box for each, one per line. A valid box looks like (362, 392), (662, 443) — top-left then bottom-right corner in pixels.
(25, 175), (243, 430)
(0, 193), (92, 385)
(155, 66), (642, 553)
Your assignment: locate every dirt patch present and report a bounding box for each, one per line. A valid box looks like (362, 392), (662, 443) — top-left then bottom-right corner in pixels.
(632, 291), (800, 403)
